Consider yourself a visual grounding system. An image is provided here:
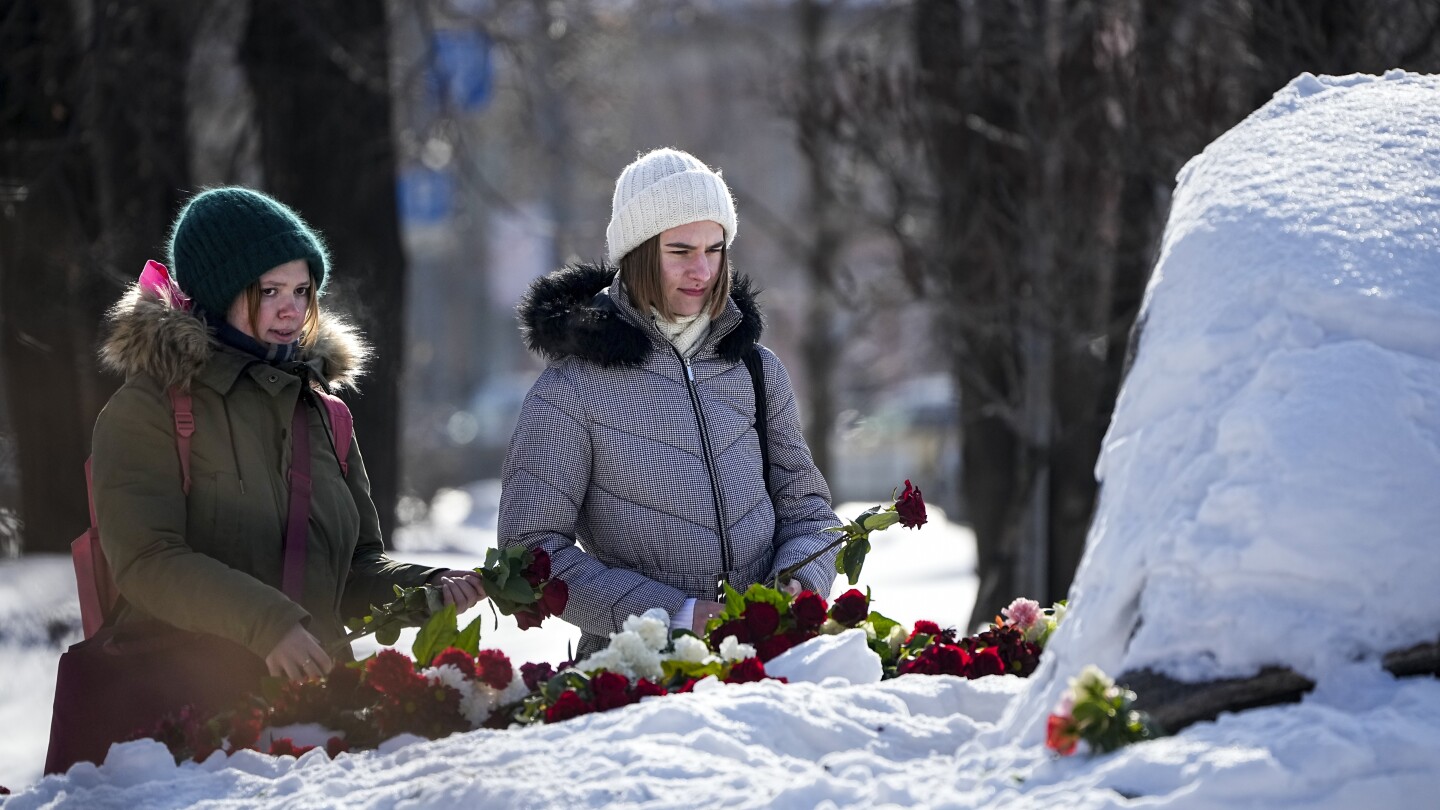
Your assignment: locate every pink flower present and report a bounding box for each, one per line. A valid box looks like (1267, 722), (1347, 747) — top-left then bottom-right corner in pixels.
(1001, 598), (1042, 631)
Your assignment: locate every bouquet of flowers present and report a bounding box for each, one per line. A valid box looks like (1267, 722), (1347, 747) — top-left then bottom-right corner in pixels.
(1045, 665), (1160, 756)
(340, 546), (567, 650)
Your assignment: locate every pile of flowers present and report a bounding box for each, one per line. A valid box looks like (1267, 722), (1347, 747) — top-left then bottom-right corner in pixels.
(131, 482), (1124, 765)
(1045, 665), (1160, 756)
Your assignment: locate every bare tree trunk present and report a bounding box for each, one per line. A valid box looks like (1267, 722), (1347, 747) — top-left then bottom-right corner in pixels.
(0, 0), (193, 553)
(241, 0), (407, 540)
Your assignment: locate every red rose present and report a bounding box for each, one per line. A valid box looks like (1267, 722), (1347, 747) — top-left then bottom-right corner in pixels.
(633, 679), (668, 699)
(1046, 714), (1080, 756)
(521, 661), (556, 692)
(325, 736), (350, 758)
(790, 591), (828, 630)
(725, 657), (769, 684)
(743, 602), (781, 639)
(227, 707), (264, 751)
(932, 644), (972, 677)
(431, 647), (478, 678)
(475, 649), (514, 690)
(970, 647), (1005, 678)
(677, 678), (701, 693)
(829, 589), (869, 626)
(709, 619), (751, 648)
(895, 480), (927, 529)
(545, 690), (594, 723)
(366, 650), (425, 695)
(590, 671), (633, 711)
(514, 606), (543, 630)
(523, 548), (552, 585)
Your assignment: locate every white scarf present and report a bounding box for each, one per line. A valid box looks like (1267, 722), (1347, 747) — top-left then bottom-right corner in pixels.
(653, 309), (712, 359)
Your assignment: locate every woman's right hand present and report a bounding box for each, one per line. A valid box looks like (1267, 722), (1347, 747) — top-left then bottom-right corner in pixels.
(265, 623), (333, 681)
(691, 599), (724, 634)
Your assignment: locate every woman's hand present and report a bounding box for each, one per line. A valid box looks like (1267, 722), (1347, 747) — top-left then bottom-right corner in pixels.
(429, 569), (487, 613)
(691, 599), (724, 634)
(781, 579), (804, 596)
(265, 623), (333, 681)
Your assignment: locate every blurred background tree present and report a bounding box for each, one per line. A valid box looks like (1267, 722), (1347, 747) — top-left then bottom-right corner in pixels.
(2, 0), (1436, 626)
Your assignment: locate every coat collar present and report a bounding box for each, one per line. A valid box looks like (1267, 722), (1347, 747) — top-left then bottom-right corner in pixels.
(517, 263), (765, 367)
(100, 284), (369, 391)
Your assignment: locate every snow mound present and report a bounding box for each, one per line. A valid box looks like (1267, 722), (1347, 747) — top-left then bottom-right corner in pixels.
(1006, 70), (1440, 738)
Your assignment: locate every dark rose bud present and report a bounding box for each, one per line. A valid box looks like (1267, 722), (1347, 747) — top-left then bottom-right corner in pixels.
(756, 631), (812, 661)
(829, 589), (870, 626)
(590, 671), (633, 711)
(933, 644), (971, 677)
(540, 578), (569, 616)
(790, 591), (828, 630)
(544, 690), (594, 723)
(895, 480), (927, 529)
(743, 602), (781, 639)
(521, 661), (556, 692)
(724, 657), (769, 684)
(523, 548), (552, 586)
(969, 646), (1005, 678)
(709, 619), (751, 648)
(514, 606), (544, 630)
(325, 736), (350, 758)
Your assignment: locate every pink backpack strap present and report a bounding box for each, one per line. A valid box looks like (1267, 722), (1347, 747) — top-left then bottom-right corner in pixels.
(314, 390), (354, 476)
(168, 388), (195, 495)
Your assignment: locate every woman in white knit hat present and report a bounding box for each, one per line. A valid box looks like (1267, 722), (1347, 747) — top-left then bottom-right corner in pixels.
(500, 147), (842, 658)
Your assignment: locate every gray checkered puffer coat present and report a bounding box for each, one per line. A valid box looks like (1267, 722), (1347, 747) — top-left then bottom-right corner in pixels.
(500, 264), (840, 656)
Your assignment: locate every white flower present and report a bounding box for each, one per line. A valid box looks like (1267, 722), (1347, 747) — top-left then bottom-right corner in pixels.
(670, 634), (714, 664)
(423, 663), (470, 694)
(718, 635), (757, 662)
(459, 682), (500, 729)
(623, 609), (672, 650)
(499, 666), (530, 704)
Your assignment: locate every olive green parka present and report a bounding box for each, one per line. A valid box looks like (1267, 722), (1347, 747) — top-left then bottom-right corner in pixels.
(91, 284), (439, 659)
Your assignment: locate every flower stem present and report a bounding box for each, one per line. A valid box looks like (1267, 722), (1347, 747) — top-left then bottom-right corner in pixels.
(772, 530), (853, 589)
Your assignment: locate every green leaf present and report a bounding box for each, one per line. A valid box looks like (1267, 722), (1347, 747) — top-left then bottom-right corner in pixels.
(840, 536), (872, 584)
(455, 614), (483, 656)
(412, 603), (459, 667)
(375, 623), (401, 647)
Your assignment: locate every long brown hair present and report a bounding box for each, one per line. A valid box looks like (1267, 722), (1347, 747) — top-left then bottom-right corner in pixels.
(618, 234), (731, 321)
(239, 276), (320, 348)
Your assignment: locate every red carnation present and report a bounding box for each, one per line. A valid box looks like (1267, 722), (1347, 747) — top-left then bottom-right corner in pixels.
(725, 657), (769, 684)
(743, 602), (781, 639)
(268, 738), (316, 758)
(790, 591), (828, 630)
(366, 649), (425, 695)
(829, 589), (869, 626)
(227, 706), (264, 751)
(545, 690), (594, 723)
(431, 647), (478, 678)
(474, 649), (514, 690)
(523, 548), (552, 586)
(907, 620), (943, 645)
(633, 679), (668, 699)
(521, 661), (556, 692)
(591, 671), (634, 711)
(895, 480), (927, 528)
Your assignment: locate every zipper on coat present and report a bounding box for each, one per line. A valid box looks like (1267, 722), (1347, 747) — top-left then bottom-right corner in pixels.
(677, 349), (734, 595)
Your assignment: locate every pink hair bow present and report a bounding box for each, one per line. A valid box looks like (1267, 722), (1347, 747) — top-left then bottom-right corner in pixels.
(138, 260), (192, 312)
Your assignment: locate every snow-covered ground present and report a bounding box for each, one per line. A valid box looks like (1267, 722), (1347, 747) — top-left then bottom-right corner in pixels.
(4, 70), (1440, 808)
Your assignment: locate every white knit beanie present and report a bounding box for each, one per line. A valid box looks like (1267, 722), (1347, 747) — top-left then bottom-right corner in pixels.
(606, 148), (738, 265)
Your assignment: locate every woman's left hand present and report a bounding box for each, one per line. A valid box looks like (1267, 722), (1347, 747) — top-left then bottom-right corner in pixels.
(429, 569), (487, 613)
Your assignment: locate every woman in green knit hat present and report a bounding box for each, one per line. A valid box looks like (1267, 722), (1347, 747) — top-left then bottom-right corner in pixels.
(83, 187), (484, 730)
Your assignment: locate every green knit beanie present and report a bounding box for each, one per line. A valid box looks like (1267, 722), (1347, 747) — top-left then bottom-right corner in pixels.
(168, 187), (330, 316)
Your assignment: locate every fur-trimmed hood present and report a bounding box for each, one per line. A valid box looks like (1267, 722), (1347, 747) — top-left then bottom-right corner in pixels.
(517, 263), (765, 367)
(99, 284), (369, 390)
